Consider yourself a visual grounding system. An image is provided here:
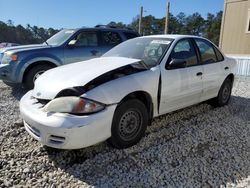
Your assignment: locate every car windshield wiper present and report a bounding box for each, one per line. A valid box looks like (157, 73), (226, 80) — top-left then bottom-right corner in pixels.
(134, 60), (150, 70)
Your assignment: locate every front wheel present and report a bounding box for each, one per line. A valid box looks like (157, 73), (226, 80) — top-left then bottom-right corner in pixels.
(108, 99), (148, 149)
(24, 64), (54, 90)
(3, 81), (18, 87)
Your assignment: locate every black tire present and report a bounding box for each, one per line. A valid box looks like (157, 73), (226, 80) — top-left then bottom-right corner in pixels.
(24, 64), (54, 90)
(3, 81), (18, 87)
(210, 78), (233, 107)
(108, 99), (148, 149)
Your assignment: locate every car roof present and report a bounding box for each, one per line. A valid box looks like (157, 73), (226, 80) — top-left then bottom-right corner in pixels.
(63, 28), (205, 40)
(141, 34), (205, 40)
(72, 27), (139, 33)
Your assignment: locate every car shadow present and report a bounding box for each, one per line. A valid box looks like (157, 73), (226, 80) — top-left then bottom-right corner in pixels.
(10, 84), (28, 101)
(46, 95), (250, 187)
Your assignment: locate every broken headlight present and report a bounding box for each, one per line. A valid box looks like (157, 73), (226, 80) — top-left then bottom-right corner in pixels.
(43, 97), (105, 115)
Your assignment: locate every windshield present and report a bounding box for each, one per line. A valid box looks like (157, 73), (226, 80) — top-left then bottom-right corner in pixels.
(103, 37), (173, 67)
(46, 29), (75, 46)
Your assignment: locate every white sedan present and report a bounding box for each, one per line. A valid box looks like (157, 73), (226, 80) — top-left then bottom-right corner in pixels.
(20, 35), (236, 149)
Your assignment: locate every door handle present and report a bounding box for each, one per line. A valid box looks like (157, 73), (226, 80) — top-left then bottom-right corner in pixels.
(196, 72), (203, 76)
(224, 66), (229, 70)
(91, 50), (98, 56)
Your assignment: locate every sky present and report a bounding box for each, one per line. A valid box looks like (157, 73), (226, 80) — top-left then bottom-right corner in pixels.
(0, 0), (224, 29)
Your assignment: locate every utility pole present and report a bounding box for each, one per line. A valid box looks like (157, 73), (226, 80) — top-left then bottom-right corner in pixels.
(164, 1), (170, 34)
(139, 6), (143, 35)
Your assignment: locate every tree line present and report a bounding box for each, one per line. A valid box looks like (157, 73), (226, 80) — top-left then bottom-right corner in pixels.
(0, 20), (59, 45)
(109, 11), (222, 45)
(0, 11), (222, 46)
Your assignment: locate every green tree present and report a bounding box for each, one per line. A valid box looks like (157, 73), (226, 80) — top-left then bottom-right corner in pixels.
(168, 13), (182, 34)
(0, 20), (59, 44)
(128, 15), (140, 32)
(154, 17), (164, 34)
(141, 15), (156, 35)
(0, 11), (223, 45)
(183, 12), (205, 35)
(204, 11), (223, 45)
(175, 12), (187, 34)
(48, 28), (58, 37)
(108, 21), (127, 29)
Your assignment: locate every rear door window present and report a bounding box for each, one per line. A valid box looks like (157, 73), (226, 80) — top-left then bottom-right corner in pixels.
(214, 47), (224, 61)
(194, 39), (217, 64)
(101, 31), (122, 46)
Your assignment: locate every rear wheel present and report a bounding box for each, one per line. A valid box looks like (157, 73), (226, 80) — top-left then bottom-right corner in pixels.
(24, 64), (54, 90)
(108, 99), (148, 149)
(210, 78), (233, 107)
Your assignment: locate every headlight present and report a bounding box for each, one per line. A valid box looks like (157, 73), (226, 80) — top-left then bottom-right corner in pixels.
(43, 97), (105, 114)
(2, 52), (18, 64)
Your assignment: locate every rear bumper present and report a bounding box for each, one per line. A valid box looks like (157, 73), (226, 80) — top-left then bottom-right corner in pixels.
(20, 91), (117, 149)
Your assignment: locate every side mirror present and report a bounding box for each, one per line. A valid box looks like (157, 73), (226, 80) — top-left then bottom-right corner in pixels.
(68, 40), (77, 47)
(168, 59), (187, 69)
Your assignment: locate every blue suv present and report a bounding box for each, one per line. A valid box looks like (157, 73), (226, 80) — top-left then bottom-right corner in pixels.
(0, 26), (139, 89)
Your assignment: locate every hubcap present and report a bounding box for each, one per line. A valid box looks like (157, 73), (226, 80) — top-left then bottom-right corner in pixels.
(33, 71), (45, 83)
(118, 110), (142, 141)
(222, 83), (231, 103)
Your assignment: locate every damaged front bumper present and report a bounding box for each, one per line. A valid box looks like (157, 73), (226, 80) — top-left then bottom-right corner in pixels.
(20, 90), (117, 149)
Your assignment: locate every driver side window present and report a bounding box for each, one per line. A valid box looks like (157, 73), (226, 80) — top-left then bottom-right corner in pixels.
(168, 39), (198, 68)
(74, 31), (98, 47)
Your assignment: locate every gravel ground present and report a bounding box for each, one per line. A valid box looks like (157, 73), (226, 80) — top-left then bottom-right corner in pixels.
(0, 77), (250, 188)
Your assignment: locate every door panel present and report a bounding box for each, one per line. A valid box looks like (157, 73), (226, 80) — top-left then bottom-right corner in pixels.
(63, 31), (102, 64)
(159, 38), (203, 114)
(64, 47), (102, 64)
(160, 66), (203, 114)
(200, 63), (223, 101)
(194, 38), (224, 101)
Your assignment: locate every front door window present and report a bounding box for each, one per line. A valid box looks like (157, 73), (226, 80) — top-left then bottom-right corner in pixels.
(74, 32), (98, 47)
(168, 39), (198, 68)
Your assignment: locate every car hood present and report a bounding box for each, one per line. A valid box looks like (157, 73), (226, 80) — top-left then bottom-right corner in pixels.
(0, 44), (51, 53)
(33, 57), (143, 100)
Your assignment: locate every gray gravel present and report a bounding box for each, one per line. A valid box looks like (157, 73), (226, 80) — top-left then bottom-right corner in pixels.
(0, 78), (250, 187)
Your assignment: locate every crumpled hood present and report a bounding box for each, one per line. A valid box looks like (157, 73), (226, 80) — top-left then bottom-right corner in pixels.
(0, 44), (51, 53)
(33, 57), (142, 99)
